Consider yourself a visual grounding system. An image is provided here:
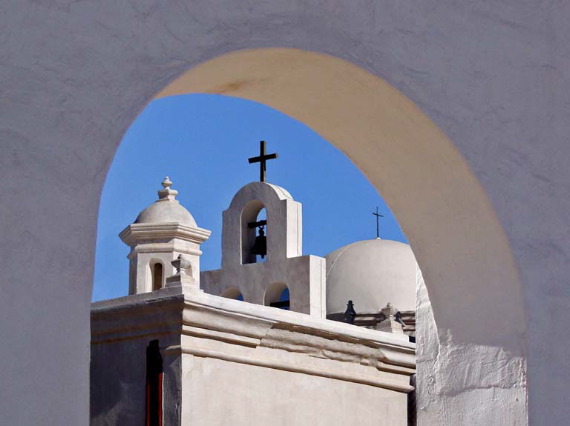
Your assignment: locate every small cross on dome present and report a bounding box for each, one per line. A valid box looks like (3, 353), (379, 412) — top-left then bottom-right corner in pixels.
(372, 206), (384, 239)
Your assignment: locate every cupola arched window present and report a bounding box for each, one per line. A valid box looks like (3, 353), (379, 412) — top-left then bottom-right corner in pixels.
(151, 262), (163, 291)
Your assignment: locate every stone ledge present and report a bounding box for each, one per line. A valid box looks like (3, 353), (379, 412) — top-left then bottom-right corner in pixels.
(91, 286), (415, 373)
(119, 222), (211, 245)
(167, 345), (414, 393)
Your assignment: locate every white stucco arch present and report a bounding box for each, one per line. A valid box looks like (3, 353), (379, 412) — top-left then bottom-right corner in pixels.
(224, 181), (301, 266)
(154, 49), (528, 423)
(264, 282), (290, 307)
(4, 3), (569, 424)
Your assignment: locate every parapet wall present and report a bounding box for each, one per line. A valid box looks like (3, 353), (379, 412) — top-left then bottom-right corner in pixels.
(91, 286), (415, 425)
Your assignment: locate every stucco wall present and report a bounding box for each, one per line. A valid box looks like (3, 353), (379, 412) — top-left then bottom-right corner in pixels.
(91, 338), (182, 426)
(181, 355), (407, 426)
(1, 1), (569, 424)
(91, 293), (185, 425)
(415, 269), (526, 424)
(91, 287), (414, 425)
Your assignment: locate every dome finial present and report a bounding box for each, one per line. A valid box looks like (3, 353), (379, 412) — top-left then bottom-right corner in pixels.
(158, 176), (178, 201)
(162, 176), (173, 189)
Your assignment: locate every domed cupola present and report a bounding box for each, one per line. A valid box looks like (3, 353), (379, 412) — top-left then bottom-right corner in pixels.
(325, 238), (418, 335)
(119, 177), (211, 295)
(134, 177), (197, 227)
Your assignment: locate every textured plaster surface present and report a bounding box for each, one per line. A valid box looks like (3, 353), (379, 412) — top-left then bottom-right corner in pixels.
(182, 356), (407, 426)
(1, 1), (568, 424)
(416, 270), (527, 424)
(91, 334), (183, 425)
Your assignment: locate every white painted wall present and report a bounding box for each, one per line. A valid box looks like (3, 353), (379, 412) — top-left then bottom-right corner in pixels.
(91, 336), (183, 425)
(1, 2), (568, 424)
(181, 356), (407, 426)
(415, 268), (526, 424)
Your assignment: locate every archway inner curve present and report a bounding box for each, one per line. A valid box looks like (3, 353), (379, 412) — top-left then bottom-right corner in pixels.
(154, 47), (525, 351)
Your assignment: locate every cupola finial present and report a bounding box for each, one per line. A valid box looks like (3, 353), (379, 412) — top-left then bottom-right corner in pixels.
(158, 176), (178, 201)
(162, 176), (172, 189)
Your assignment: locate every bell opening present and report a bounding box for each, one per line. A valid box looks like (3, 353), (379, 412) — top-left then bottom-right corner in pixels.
(242, 205), (267, 264)
(250, 225), (267, 260)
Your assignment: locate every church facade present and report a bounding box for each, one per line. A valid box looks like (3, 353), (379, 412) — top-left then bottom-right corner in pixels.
(91, 174), (419, 425)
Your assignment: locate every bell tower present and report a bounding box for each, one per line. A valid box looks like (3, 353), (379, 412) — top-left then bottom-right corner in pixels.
(201, 142), (326, 318)
(221, 182), (303, 268)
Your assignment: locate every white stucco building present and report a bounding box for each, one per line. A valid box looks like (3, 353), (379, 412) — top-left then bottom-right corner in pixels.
(5, 3), (569, 423)
(91, 177), (419, 425)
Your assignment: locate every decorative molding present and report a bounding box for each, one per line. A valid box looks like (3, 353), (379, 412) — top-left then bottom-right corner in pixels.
(120, 222), (211, 246)
(128, 243), (203, 257)
(181, 325), (261, 348)
(91, 288), (415, 388)
(259, 324), (415, 375)
(166, 345), (414, 393)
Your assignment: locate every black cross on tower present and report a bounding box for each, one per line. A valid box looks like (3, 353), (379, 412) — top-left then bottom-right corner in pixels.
(372, 206), (384, 238)
(248, 141), (278, 182)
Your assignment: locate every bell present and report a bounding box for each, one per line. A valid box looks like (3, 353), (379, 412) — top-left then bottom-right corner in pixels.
(344, 300), (357, 324)
(250, 226), (267, 258)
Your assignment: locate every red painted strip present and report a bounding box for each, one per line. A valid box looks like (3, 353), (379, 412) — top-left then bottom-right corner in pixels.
(158, 372), (163, 426)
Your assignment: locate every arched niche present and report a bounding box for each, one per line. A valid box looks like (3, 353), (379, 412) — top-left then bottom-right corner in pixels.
(149, 261), (164, 292)
(264, 282), (290, 310)
(220, 287), (244, 301)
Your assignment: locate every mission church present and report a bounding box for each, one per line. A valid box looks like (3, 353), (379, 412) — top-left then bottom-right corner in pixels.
(91, 142), (420, 425)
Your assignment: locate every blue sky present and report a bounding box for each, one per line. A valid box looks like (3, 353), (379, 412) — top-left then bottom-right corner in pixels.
(92, 94), (407, 301)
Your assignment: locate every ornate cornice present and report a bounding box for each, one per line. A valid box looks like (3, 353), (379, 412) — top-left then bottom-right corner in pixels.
(91, 288), (415, 393)
(119, 222), (211, 246)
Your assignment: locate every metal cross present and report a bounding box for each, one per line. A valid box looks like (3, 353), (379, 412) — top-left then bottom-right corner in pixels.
(372, 206), (384, 238)
(248, 141), (278, 182)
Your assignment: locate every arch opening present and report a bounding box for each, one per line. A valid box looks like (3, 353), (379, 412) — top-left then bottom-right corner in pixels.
(150, 262), (163, 292)
(93, 47), (529, 424)
(153, 48), (526, 349)
(264, 282), (290, 310)
(241, 201), (267, 264)
(221, 287), (244, 301)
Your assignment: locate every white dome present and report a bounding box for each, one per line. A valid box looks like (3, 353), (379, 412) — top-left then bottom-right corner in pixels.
(135, 199), (196, 226)
(133, 177), (197, 227)
(326, 239), (417, 315)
